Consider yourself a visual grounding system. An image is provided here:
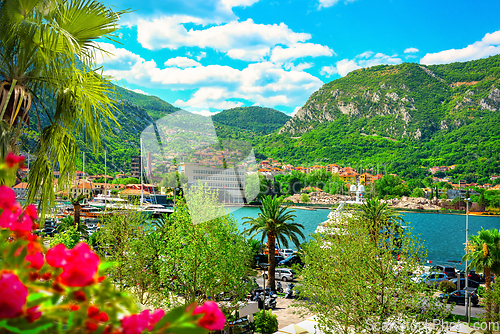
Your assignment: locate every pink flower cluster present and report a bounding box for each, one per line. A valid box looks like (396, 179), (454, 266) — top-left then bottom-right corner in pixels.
(0, 185), (37, 232)
(46, 243), (100, 287)
(193, 301), (226, 331)
(121, 309), (165, 334)
(0, 153), (227, 332)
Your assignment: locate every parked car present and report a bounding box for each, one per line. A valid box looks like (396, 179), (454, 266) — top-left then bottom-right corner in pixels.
(411, 272), (448, 287)
(468, 270), (481, 282)
(449, 278), (480, 289)
(256, 255), (284, 268)
(41, 227), (56, 237)
(439, 290), (479, 307)
(279, 249), (294, 258)
(263, 268), (296, 282)
(430, 265), (456, 278)
(278, 255), (303, 267)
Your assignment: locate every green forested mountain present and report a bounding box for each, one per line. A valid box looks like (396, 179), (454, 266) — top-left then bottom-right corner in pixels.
(212, 106), (290, 137)
(253, 55), (500, 182)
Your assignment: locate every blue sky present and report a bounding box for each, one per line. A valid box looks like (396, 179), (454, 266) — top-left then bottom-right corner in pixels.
(97, 0), (500, 116)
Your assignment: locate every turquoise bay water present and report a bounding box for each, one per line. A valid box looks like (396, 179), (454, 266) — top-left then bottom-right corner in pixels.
(228, 207), (500, 270)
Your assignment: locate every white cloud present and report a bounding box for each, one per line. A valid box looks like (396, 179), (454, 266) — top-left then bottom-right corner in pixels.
(95, 42), (143, 66)
(130, 89), (150, 95)
(284, 62), (314, 71)
(221, 0), (259, 8)
(324, 51), (402, 77)
(404, 47), (419, 54)
(318, 0), (356, 8)
(291, 106), (301, 116)
(164, 57), (201, 68)
(421, 30), (500, 65)
(270, 43), (335, 63)
(135, 17), (310, 61)
(101, 46), (324, 110)
(320, 65), (337, 77)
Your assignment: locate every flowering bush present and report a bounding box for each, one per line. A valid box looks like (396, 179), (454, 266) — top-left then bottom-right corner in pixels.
(0, 154), (226, 333)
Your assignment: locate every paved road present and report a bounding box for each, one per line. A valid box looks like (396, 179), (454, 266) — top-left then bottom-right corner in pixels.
(256, 273), (487, 318)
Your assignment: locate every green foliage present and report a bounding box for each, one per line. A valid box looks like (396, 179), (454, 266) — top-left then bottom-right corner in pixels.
(300, 193), (310, 203)
(243, 195), (305, 290)
(439, 280), (457, 293)
(296, 210), (448, 333)
(49, 225), (81, 249)
(410, 187), (425, 198)
(112, 177), (140, 185)
(253, 310), (278, 334)
(212, 106), (290, 135)
(374, 174), (410, 198)
(160, 172), (188, 188)
(251, 56), (500, 183)
(159, 185), (253, 311)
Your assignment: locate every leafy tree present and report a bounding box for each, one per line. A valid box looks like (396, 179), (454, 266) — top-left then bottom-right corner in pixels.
(50, 225), (80, 249)
(56, 215), (88, 238)
(374, 175), (410, 198)
(243, 195), (304, 291)
(160, 172), (187, 188)
(295, 214), (448, 334)
(159, 185), (252, 312)
(410, 187), (425, 198)
(69, 194), (86, 230)
(0, 0), (126, 217)
(300, 193), (310, 203)
(359, 197), (404, 244)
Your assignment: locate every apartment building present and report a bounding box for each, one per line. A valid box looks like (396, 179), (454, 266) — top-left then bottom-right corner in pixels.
(180, 162), (247, 203)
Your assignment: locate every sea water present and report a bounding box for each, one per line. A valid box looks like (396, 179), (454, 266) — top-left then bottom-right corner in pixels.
(229, 207), (500, 269)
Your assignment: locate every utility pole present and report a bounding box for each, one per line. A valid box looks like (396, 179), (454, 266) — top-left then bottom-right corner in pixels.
(465, 196), (470, 323)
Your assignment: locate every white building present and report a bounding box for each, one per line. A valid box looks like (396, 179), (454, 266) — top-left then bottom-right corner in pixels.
(180, 163), (247, 203)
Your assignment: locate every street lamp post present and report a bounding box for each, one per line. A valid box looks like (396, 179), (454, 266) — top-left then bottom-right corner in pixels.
(465, 197), (470, 323)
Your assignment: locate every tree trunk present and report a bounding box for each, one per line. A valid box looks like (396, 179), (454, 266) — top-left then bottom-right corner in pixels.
(267, 233), (276, 291)
(74, 203), (81, 230)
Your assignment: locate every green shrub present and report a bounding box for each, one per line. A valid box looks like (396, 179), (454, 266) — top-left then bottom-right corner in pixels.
(477, 285), (486, 297)
(253, 309), (278, 334)
(300, 193), (310, 203)
(439, 280), (457, 293)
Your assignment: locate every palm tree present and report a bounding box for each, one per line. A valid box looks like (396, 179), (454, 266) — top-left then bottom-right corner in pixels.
(57, 215), (88, 238)
(359, 197), (404, 244)
(463, 228), (500, 320)
(243, 195), (305, 291)
(0, 0), (127, 216)
(69, 194), (86, 230)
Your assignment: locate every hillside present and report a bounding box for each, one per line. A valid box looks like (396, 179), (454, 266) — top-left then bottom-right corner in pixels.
(212, 106), (290, 136)
(254, 55), (500, 181)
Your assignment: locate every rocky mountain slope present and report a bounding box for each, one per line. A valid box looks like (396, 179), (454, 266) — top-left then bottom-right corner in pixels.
(253, 55), (500, 180)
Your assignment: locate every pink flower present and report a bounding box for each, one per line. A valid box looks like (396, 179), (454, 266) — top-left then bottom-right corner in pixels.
(46, 243), (99, 287)
(0, 272), (28, 318)
(0, 203), (33, 231)
(193, 301), (226, 331)
(121, 312), (149, 334)
(121, 309), (165, 334)
(5, 153), (25, 168)
(146, 309), (165, 330)
(26, 251), (44, 270)
(0, 186), (16, 210)
(25, 306), (42, 323)
(24, 205), (37, 220)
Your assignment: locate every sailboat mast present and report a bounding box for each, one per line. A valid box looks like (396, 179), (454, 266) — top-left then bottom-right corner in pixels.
(104, 150), (107, 210)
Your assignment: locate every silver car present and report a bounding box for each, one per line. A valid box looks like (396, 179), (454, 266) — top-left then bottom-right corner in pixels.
(412, 272), (448, 287)
(263, 268), (296, 282)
